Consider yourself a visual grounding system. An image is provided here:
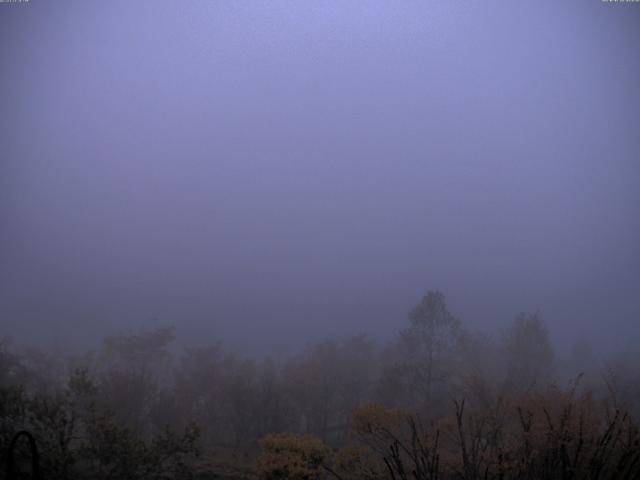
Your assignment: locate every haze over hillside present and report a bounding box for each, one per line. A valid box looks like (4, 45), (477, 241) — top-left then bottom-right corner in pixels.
(1, 0), (639, 355)
(2, 2), (640, 480)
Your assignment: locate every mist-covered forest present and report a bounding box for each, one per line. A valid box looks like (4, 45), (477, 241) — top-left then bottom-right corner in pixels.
(2, 290), (640, 479)
(2, 0), (640, 479)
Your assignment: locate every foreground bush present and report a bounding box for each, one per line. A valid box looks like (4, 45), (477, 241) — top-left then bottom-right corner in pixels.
(0, 371), (200, 480)
(342, 390), (640, 480)
(255, 433), (330, 480)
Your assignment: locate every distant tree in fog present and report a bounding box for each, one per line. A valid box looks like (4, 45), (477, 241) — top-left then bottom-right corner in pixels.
(378, 291), (463, 413)
(503, 312), (554, 393)
(0, 338), (24, 388)
(102, 326), (175, 375)
(97, 327), (176, 436)
(281, 335), (377, 444)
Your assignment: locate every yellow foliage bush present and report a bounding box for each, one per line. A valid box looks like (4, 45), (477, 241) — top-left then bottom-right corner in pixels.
(255, 432), (330, 480)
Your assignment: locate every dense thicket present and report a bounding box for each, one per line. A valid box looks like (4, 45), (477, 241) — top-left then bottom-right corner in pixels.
(1, 291), (639, 479)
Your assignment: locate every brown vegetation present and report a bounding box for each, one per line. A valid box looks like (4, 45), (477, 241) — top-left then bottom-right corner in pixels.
(1, 291), (639, 479)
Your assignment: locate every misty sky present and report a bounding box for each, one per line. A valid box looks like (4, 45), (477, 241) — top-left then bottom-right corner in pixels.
(1, 1), (639, 354)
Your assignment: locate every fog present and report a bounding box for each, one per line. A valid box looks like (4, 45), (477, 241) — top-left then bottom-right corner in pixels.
(3, 3), (640, 479)
(1, 0), (639, 355)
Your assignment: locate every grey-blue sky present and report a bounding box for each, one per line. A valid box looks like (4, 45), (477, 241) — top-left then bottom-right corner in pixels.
(1, 1), (639, 353)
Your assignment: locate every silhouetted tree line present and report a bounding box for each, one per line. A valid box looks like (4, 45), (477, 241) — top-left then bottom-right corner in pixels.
(1, 291), (639, 479)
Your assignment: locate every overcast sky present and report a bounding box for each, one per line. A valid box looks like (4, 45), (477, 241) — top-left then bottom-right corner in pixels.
(1, 0), (639, 354)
